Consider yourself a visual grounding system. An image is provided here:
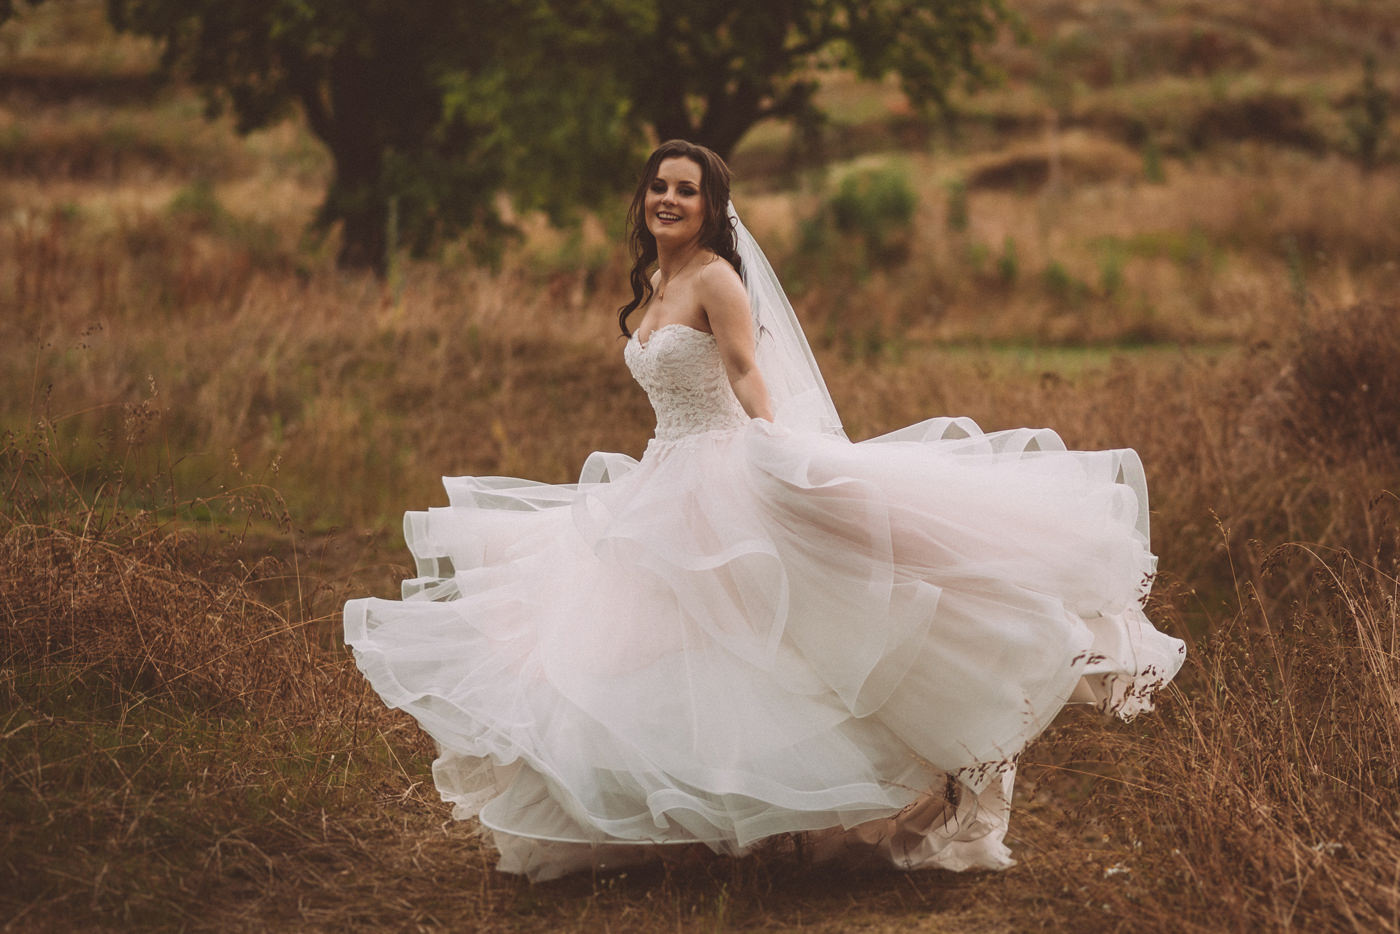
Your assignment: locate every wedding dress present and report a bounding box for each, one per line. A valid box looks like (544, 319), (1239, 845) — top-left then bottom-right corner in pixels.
(344, 310), (1186, 881)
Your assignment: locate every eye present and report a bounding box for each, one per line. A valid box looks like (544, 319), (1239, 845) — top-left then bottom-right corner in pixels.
(650, 180), (666, 192)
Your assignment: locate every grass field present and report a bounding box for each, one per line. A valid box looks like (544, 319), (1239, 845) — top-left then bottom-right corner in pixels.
(3, 0), (1399, 930)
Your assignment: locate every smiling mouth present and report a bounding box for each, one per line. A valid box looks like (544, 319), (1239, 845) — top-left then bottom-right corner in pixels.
(656, 212), (682, 222)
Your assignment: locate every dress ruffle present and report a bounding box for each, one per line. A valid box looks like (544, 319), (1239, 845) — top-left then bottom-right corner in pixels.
(344, 415), (1184, 881)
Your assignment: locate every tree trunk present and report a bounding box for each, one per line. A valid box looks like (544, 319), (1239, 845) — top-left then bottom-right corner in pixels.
(653, 104), (755, 161)
(693, 83), (767, 160)
(329, 180), (387, 273)
(652, 91), (700, 153)
(696, 103), (759, 161)
(314, 51), (388, 273)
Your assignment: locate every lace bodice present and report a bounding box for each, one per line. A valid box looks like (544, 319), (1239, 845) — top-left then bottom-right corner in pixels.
(624, 324), (749, 443)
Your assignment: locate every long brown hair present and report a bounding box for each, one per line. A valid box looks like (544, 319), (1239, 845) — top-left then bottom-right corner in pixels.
(618, 140), (742, 337)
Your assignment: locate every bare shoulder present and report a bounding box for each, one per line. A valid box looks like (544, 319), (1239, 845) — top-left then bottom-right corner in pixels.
(695, 253), (751, 343)
(695, 253), (747, 305)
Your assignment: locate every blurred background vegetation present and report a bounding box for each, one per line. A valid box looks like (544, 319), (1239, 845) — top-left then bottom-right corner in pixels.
(2, 0), (1398, 930)
(4, 0), (1013, 270)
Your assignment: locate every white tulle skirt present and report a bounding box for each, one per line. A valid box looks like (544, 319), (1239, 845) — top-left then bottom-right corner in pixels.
(344, 416), (1185, 881)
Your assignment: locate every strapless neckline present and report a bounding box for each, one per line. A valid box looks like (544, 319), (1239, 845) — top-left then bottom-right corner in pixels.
(633, 322), (713, 349)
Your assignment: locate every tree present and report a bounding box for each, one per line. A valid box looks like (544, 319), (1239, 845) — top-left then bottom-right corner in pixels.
(104, 0), (641, 271)
(6, 1), (1013, 271)
(618, 0), (1014, 159)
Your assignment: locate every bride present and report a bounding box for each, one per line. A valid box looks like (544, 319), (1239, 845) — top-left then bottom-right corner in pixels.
(344, 139), (1185, 881)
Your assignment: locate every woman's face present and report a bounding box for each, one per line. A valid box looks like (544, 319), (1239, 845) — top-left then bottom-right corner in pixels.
(644, 157), (705, 248)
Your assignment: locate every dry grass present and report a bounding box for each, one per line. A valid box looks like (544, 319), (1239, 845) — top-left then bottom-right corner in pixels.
(3, 0), (1400, 929)
(6, 292), (1398, 931)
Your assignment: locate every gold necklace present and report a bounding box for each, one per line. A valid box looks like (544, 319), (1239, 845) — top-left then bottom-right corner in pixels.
(656, 250), (699, 302)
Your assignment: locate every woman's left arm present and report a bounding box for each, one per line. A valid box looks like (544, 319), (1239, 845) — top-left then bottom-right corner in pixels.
(700, 259), (774, 422)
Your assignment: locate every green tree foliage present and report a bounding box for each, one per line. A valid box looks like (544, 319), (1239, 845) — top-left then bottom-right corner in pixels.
(619, 0), (1012, 158)
(104, 0), (640, 270)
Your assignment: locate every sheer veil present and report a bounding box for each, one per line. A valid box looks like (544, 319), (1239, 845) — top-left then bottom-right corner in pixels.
(729, 202), (846, 439)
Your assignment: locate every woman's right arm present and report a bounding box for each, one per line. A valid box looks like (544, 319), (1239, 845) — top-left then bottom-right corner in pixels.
(699, 260), (774, 422)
